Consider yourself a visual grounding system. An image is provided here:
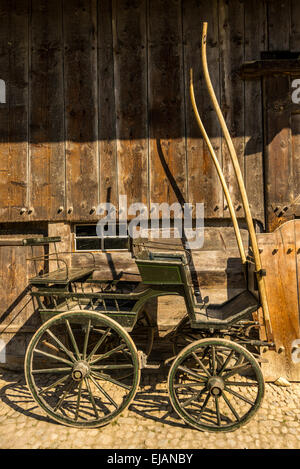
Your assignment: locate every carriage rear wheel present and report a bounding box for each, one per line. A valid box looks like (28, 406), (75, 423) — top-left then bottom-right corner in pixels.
(168, 338), (264, 432)
(25, 311), (140, 428)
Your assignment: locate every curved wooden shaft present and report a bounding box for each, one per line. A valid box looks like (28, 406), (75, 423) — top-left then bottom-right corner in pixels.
(189, 69), (247, 266)
(201, 22), (272, 341)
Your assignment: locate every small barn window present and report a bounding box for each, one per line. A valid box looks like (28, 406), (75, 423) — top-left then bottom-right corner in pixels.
(74, 223), (129, 252)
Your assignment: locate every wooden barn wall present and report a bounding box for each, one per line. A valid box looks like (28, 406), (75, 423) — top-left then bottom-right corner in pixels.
(1, 0), (300, 373)
(2, 0), (299, 225)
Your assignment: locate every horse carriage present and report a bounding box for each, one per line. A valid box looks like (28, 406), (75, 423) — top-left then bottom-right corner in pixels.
(24, 235), (270, 432)
(22, 23), (297, 432)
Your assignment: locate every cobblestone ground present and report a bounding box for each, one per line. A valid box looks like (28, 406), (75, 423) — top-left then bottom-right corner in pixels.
(0, 370), (299, 449)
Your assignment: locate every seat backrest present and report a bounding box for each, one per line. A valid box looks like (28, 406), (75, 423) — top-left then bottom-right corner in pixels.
(135, 257), (185, 285)
(135, 251), (197, 315)
(135, 251), (191, 286)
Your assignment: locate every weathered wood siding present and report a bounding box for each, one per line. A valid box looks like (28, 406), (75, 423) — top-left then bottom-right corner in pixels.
(1, 0), (300, 378)
(0, 223), (47, 367)
(2, 0), (299, 226)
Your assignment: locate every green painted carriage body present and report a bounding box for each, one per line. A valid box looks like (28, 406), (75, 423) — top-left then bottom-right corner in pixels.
(27, 237), (259, 333)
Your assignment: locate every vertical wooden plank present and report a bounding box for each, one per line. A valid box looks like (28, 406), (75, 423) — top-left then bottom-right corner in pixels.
(295, 221), (300, 351)
(148, 0), (187, 208)
(219, 0), (245, 218)
(277, 221), (300, 348)
(0, 0), (29, 221)
(257, 231), (293, 380)
(112, 0), (148, 212)
(264, 1), (293, 231)
(182, 0), (223, 218)
(291, 113), (300, 203)
(64, 0), (98, 220)
(29, 0), (65, 220)
(267, 0), (291, 51)
(290, 0), (300, 206)
(290, 0), (300, 51)
(244, 0), (266, 225)
(0, 1), (11, 221)
(98, 0), (118, 208)
(290, 0), (300, 207)
(263, 75), (293, 231)
(259, 221), (300, 381)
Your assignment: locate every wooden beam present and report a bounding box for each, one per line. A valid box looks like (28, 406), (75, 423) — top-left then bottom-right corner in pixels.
(240, 59), (300, 79)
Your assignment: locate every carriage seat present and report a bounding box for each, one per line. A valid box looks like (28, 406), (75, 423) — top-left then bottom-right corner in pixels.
(25, 236), (95, 286)
(203, 290), (259, 323)
(135, 250), (260, 328)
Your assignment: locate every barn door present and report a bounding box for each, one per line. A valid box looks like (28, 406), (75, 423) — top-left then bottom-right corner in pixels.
(241, 57), (300, 380)
(263, 72), (300, 232)
(241, 56), (300, 232)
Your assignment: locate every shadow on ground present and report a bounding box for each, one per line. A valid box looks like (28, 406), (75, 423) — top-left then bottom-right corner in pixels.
(0, 370), (188, 429)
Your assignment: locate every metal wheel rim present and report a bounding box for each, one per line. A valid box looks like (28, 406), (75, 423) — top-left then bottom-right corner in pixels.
(168, 338), (264, 432)
(25, 311), (140, 428)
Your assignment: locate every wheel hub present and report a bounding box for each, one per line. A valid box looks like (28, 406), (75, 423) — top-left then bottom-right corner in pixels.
(207, 376), (224, 396)
(71, 361), (90, 381)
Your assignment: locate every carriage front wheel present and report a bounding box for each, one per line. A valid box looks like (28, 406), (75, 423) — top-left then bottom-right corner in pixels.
(25, 311), (140, 428)
(168, 338), (264, 432)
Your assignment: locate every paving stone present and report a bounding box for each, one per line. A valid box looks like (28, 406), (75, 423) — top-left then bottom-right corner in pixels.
(0, 371), (299, 449)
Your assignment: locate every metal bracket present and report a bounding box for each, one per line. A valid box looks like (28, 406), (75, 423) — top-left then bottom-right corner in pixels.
(255, 269), (266, 277)
(272, 194), (300, 218)
(138, 350), (148, 369)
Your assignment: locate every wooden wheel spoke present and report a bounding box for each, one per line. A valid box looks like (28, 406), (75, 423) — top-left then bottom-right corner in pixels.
(196, 393), (211, 422)
(83, 319), (91, 360)
(38, 374), (70, 396)
(89, 375), (118, 409)
(91, 363), (133, 371)
(34, 348), (73, 366)
(222, 363), (252, 380)
(84, 378), (99, 418)
(215, 354), (224, 370)
(53, 379), (75, 412)
(89, 343), (128, 365)
(211, 346), (217, 375)
(174, 382), (206, 389)
(87, 328), (111, 362)
(192, 352), (211, 377)
(177, 365), (207, 382)
(75, 381), (83, 422)
(121, 347), (133, 359)
(181, 388), (206, 408)
(217, 350), (235, 376)
(224, 387), (255, 406)
(215, 396), (221, 426)
(32, 367), (72, 374)
(41, 340), (61, 354)
(65, 319), (81, 360)
(91, 371), (131, 391)
(225, 381), (258, 387)
(222, 392), (241, 422)
(46, 329), (76, 363)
